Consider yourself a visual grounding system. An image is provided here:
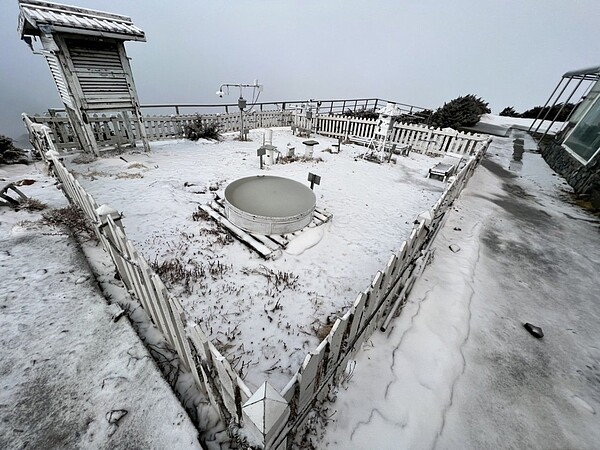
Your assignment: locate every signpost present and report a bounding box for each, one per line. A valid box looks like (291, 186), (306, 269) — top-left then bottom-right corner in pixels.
(257, 147), (266, 169)
(308, 172), (321, 190)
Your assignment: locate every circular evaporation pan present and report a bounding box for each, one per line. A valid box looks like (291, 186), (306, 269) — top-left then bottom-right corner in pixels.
(224, 175), (316, 235)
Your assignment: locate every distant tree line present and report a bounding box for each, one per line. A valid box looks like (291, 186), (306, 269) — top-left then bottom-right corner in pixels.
(499, 103), (577, 122)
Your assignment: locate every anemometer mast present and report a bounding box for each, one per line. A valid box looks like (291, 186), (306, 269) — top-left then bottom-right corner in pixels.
(216, 80), (263, 140)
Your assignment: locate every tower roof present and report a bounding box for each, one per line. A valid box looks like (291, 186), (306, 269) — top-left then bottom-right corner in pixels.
(18, 0), (145, 41)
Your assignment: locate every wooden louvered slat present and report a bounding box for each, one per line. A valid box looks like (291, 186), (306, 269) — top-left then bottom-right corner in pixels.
(65, 38), (133, 110)
(44, 54), (72, 108)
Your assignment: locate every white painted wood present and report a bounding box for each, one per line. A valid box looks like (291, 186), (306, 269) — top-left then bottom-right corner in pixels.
(345, 292), (366, 348)
(297, 341), (327, 410)
(187, 323), (212, 364)
(326, 313), (350, 367)
(243, 381), (290, 447)
(280, 373), (299, 404)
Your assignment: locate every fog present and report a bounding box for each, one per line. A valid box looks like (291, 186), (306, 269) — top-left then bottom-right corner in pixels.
(1, 0), (599, 140)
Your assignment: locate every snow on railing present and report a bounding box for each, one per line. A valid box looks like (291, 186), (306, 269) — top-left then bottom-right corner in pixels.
(23, 111), (492, 449)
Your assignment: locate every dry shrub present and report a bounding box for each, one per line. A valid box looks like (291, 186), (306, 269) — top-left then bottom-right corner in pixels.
(151, 258), (205, 294)
(183, 119), (222, 141)
(279, 156), (323, 165)
(115, 172), (143, 179)
(42, 205), (97, 241)
(71, 153), (96, 164)
(242, 265), (299, 291)
(127, 162), (147, 170)
(81, 170), (110, 179)
(16, 198), (47, 212)
(315, 322), (334, 340)
(192, 208), (211, 222)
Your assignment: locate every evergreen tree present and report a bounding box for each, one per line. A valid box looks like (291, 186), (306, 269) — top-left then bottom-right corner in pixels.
(430, 95), (490, 129)
(0, 134), (29, 165)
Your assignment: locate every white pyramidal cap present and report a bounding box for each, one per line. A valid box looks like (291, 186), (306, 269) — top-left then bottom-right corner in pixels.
(45, 150), (60, 158)
(417, 210), (433, 226)
(96, 204), (119, 216)
(242, 381), (289, 434)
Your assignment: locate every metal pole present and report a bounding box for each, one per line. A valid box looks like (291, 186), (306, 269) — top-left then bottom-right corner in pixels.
(539, 77), (585, 142)
(240, 105), (244, 141)
(531, 77), (568, 134)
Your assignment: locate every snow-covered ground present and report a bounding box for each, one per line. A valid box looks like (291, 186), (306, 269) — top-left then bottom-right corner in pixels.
(479, 113), (565, 134)
(5, 116), (597, 449)
(0, 163), (203, 449)
(321, 129), (600, 448)
(64, 128), (446, 390)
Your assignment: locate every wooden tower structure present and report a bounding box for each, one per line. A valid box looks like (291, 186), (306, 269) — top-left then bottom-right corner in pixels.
(18, 0), (150, 154)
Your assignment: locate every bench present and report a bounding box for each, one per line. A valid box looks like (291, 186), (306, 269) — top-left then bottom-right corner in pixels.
(428, 152), (465, 182)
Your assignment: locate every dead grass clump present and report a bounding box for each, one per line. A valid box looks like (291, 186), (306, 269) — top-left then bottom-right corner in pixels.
(208, 180), (225, 192)
(206, 227), (234, 246)
(242, 265), (299, 291)
(81, 170), (110, 180)
(71, 153), (97, 164)
(115, 172), (143, 179)
(279, 156), (324, 165)
(208, 260), (231, 280)
(278, 155), (299, 164)
(16, 198), (47, 211)
(127, 162), (148, 170)
(192, 208), (211, 222)
(192, 208), (233, 245)
(151, 258), (205, 294)
(315, 321), (334, 340)
(42, 205), (97, 241)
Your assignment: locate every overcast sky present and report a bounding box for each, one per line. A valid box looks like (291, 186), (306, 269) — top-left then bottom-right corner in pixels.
(1, 0), (599, 139)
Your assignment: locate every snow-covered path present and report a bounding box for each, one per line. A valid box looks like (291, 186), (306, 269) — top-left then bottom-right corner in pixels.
(322, 131), (600, 449)
(0, 164), (202, 449)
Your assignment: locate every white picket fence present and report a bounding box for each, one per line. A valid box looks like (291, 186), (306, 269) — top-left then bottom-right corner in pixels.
(29, 110), (294, 150)
(23, 111), (490, 449)
(30, 109), (487, 159)
(266, 149), (486, 448)
(294, 113), (489, 156)
(22, 113), (253, 436)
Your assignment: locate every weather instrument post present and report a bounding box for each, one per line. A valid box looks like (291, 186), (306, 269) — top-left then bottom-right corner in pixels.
(216, 80), (263, 141)
(307, 172), (321, 190)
